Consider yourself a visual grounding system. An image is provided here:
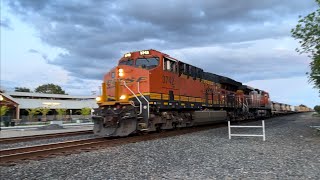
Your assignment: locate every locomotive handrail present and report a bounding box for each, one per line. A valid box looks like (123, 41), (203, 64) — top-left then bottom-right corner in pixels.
(122, 81), (142, 115)
(242, 98), (249, 112)
(129, 100), (138, 107)
(138, 82), (149, 119)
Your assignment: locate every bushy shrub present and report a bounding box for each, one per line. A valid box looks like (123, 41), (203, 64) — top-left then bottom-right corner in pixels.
(56, 109), (67, 120)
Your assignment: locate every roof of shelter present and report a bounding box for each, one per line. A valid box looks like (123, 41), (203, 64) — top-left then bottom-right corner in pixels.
(1, 92), (98, 109)
(14, 98), (98, 109)
(6, 92), (96, 99)
(0, 93), (19, 105)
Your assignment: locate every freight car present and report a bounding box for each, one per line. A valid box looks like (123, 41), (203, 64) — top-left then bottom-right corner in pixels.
(92, 49), (274, 137)
(271, 102), (296, 115)
(295, 106), (313, 112)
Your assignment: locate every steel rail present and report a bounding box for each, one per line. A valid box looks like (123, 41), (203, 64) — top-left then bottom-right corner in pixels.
(0, 138), (107, 164)
(0, 130), (93, 144)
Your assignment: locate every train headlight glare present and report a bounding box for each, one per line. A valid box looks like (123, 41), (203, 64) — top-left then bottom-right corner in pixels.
(119, 69), (124, 73)
(119, 95), (126, 100)
(119, 72), (124, 77)
(96, 96), (102, 102)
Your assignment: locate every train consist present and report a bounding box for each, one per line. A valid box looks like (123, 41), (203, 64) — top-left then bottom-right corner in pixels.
(271, 102), (313, 115)
(92, 49), (313, 137)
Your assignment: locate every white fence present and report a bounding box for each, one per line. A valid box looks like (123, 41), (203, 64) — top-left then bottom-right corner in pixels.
(228, 120), (266, 141)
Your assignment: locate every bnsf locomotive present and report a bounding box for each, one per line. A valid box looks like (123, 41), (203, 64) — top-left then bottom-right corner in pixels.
(92, 49), (273, 137)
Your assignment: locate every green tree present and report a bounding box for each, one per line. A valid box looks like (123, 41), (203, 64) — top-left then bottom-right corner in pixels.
(35, 83), (67, 94)
(14, 87), (31, 92)
(56, 109), (67, 120)
(1, 105), (10, 127)
(314, 105), (320, 113)
(0, 105), (10, 117)
(38, 107), (51, 121)
(78, 107), (91, 119)
(291, 0), (320, 92)
(26, 108), (40, 121)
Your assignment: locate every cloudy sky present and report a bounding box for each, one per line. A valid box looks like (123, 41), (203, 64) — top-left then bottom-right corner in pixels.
(0, 0), (319, 107)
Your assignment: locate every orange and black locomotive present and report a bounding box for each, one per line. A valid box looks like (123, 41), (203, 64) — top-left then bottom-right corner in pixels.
(93, 49), (271, 137)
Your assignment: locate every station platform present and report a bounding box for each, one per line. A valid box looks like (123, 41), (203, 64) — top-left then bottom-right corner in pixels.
(0, 123), (93, 138)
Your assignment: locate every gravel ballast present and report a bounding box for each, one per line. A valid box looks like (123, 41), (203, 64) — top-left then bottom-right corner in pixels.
(1, 113), (319, 179)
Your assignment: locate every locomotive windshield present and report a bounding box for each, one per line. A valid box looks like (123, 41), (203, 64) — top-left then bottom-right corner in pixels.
(118, 59), (134, 66)
(135, 57), (159, 69)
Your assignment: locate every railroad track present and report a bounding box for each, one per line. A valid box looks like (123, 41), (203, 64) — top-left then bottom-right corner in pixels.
(0, 130), (93, 144)
(0, 119), (271, 166)
(0, 124), (226, 166)
(0, 137), (107, 165)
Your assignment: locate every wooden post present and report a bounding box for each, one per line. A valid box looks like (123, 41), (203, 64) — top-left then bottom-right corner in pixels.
(16, 105), (20, 120)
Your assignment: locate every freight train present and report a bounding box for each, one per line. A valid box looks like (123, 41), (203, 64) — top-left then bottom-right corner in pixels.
(270, 102), (313, 115)
(92, 49), (312, 137)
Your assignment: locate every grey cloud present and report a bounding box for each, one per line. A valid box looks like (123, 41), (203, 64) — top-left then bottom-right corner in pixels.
(4, 0), (318, 82)
(28, 49), (50, 62)
(165, 41), (310, 82)
(0, 18), (13, 30)
(28, 49), (39, 53)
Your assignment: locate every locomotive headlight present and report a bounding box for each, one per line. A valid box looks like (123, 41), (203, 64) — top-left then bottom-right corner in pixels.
(96, 96), (102, 102)
(119, 95), (127, 100)
(118, 69), (124, 77)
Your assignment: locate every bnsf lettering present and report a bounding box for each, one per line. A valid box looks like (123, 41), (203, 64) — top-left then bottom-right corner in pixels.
(124, 78), (135, 83)
(136, 77), (147, 82)
(106, 77), (147, 88)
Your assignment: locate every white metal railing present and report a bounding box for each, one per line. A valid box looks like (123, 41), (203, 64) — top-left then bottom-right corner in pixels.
(137, 82), (149, 119)
(228, 120), (266, 141)
(122, 81), (142, 115)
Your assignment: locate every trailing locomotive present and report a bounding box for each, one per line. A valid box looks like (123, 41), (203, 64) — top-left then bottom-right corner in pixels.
(92, 49), (273, 137)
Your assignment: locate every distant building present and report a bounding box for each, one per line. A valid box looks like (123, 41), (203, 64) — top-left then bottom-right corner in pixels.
(0, 92), (20, 121)
(0, 91), (98, 121)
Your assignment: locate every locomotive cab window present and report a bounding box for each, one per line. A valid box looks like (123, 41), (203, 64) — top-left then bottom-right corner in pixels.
(135, 57), (159, 69)
(163, 57), (177, 73)
(119, 59), (134, 66)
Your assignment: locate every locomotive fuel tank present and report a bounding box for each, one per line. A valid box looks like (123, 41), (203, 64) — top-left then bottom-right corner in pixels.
(193, 111), (227, 125)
